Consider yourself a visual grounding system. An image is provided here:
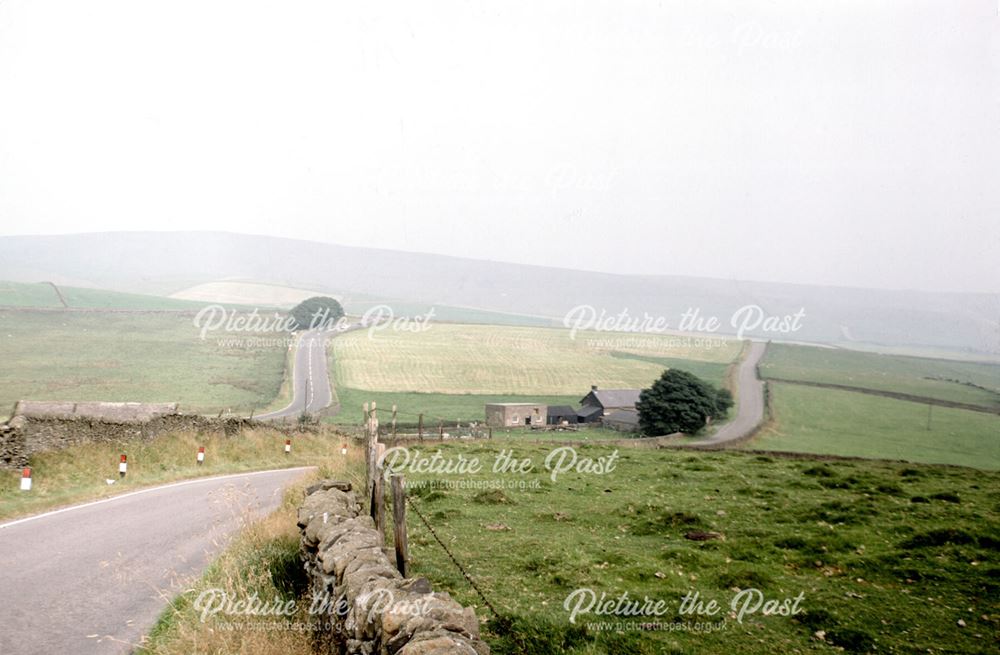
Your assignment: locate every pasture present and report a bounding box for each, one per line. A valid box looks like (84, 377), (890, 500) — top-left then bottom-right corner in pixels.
(0, 311), (286, 417)
(748, 383), (1000, 470)
(387, 440), (1000, 654)
(759, 343), (1000, 410)
(0, 280), (211, 310)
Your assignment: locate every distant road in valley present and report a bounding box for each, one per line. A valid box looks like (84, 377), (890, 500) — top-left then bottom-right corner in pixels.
(256, 322), (365, 421)
(687, 340), (768, 446)
(0, 467), (312, 655)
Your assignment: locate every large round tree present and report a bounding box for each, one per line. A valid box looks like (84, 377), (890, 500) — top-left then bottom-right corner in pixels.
(636, 369), (721, 436)
(289, 296), (344, 331)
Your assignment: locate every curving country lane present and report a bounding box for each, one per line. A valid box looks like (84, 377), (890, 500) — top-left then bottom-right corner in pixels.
(256, 323), (365, 421)
(686, 340), (768, 446)
(0, 467), (313, 655)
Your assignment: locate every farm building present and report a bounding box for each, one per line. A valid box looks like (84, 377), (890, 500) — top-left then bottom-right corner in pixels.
(576, 405), (604, 424)
(602, 409), (640, 432)
(546, 405), (578, 425)
(485, 403), (547, 427)
(579, 386), (642, 416)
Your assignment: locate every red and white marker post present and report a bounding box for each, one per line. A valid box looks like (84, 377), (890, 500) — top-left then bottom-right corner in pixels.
(341, 443), (347, 456)
(284, 439), (291, 455)
(119, 454), (127, 478)
(197, 446), (205, 465)
(20, 467), (32, 491)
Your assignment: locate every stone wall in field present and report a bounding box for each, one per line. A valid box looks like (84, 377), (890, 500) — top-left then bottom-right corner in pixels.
(0, 411), (315, 469)
(298, 480), (489, 655)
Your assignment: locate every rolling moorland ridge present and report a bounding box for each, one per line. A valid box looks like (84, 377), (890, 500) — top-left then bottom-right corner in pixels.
(1, 231), (997, 354)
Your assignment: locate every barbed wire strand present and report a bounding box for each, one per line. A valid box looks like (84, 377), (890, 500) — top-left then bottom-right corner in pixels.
(404, 495), (504, 621)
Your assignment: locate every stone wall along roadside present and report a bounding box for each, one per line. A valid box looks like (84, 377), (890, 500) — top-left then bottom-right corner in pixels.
(298, 480), (489, 655)
(0, 411), (318, 469)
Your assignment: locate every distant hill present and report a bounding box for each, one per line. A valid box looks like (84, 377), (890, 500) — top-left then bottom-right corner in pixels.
(0, 232), (996, 354)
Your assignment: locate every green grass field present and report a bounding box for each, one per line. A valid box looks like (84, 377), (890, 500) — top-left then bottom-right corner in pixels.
(383, 440), (1000, 654)
(747, 383), (1000, 469)
(759, 343), (1000, 410)
(0, 280), (220, 310)
(0, 311), (286, 416)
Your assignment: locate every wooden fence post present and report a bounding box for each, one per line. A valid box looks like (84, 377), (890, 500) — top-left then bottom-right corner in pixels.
(392, 404), (397, 439)
(417, 413), (423, 440)
(391, 475), (408, 577)
(371, 468), (385, 545)
(364, 402), (372, 500)
(438, 419), (443, 439)
(366, 401), (380, 504)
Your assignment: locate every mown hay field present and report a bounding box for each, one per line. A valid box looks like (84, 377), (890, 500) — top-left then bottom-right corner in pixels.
(329, 324), (740, 396)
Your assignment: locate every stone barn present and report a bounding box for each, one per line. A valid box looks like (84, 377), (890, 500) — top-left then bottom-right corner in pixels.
(485, 403), (548, 427)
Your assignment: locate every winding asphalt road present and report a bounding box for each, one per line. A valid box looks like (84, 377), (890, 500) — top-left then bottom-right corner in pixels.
(256, 324), (367, 421)
(688, 340), (768, 446)
(0, 467), (312, 655)
(256, 328), (334, 420)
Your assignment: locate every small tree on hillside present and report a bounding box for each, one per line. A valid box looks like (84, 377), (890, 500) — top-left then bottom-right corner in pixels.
(289, 296), (344, 331)
(636, 369), (726, 436)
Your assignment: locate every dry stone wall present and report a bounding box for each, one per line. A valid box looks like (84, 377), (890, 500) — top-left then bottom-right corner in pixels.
(298, 480), (489, 655)
(0, 412), (315, 468)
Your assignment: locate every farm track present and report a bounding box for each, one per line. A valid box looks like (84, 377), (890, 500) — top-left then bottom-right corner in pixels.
(683, 340), (768, 447)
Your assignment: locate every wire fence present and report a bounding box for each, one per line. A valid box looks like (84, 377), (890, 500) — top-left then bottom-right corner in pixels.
(404, 494), (503, 620)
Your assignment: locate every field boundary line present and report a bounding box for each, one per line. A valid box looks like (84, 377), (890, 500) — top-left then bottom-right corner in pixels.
(762, 377), (1000, 415)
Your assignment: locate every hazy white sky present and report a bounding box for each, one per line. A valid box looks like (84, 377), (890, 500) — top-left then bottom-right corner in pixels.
(0, 0), (997, 292)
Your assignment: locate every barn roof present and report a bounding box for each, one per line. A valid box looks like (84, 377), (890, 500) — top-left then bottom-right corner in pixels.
(581, 389), (642, 409)
(576, 405), (604, 420)
(546, 405), (578, 417)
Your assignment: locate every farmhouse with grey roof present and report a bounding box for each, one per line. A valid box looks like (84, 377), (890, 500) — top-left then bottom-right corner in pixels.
(579, 386), (642, 415)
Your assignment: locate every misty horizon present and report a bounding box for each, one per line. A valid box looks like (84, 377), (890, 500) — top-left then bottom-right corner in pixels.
(1, 228), (998, 296)
(1, 2), (997, 294)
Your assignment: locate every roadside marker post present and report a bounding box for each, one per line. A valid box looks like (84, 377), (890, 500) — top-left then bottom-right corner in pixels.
(197, 446), (205, 465)
(119, 454), (127, 478)
(285, 439), (292, 454)
(20, 467), (32, 491)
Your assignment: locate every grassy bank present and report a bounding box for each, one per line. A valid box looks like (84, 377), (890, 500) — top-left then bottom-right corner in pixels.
(747, 383), (1000, 470)
(391, 440), (999, 654)
(0, 310), (286, 416)
(0, 427), (356, 521)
